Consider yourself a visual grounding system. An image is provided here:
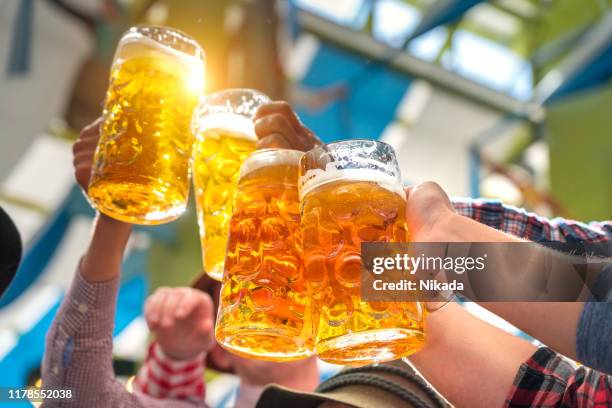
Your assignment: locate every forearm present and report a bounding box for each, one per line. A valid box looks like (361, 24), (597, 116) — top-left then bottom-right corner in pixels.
(445, 213), (583, 359)
(481, 302), (581, 359)
(81, 213), (132, 283)
(452, 199), (612, 364)
(410, 303), (535, 408)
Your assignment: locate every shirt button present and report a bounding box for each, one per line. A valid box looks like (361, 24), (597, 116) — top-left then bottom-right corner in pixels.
(78, 303), (88, 314)
(52, 366), (59, 375)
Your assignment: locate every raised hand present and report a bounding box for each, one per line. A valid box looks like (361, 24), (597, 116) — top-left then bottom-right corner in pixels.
(145, 287), (216, 361)
(254, 101), (321, 151)
(405, 181), (456, 242)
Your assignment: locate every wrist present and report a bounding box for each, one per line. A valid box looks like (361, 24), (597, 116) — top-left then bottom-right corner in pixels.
(436, 212), (467, 241)
(156, 342), (206, 362)
(93, 213), (132, 250)
(80, 213), (131, 283)
(96, 212), (132, 233)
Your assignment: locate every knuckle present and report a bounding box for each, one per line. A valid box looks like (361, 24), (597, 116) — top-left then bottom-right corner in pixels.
(256, 136), (275, 149)
(81, 118), (102, 138)
(276, 100), (291, 111)
(152, 287), (168, 298)
(254, 117), (268, 132)
(269, 112), (287, 123)
(421, 180), (439, 189)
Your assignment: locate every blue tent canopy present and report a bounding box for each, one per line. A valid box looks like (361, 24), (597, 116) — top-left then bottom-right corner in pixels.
(296, 42), (411, 142)
(545, 38), (612, 103)
(407, 0), (484, 41)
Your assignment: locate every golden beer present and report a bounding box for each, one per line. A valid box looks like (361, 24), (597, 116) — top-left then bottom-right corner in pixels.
(88, 26), (204, 224)
(192, 89), (270, 280)
(300, 140), (425, 365)
(215, 149), (312, 361)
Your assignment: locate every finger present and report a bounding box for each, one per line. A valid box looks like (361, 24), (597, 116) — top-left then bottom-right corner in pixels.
(256, 133), (292, 149)
(144, 295), (161, 330)
(194, 294), (216, 347)
(174, 289), (199, 319)
(74, 136), (99, 151)
(160, 289), (182, 328)
(75, 164), (93, 190)
(145, 288), (169, 327)
(72, 138), (98, 160)
(254, 114), (309, 151)
(254, 114), (295, 141)
(80, 117), (103, 140)
(255, 101), (320, 151)
(200, 317), (216, 349)
(254, 101), (302, 131)
(303, 128), (323, 149)
(73, 150), (96, 167)
(194, 291), (214, 319)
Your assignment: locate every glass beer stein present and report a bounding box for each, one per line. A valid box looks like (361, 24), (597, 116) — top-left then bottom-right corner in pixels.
(191, 89), (270, 280)
(299, 140), (426, 365)
(215, 149), (313, 361)
(88, 26), (205, 224)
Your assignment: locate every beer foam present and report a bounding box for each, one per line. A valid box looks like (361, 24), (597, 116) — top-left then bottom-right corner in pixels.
(193, 112), (257, 141)
(117, 32), (204, 73)
(239, 149), (303, 179)
(299, 162), (404, 200)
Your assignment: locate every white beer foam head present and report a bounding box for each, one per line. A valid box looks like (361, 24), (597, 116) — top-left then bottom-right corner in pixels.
(192, 112), (256, 141)
(298, 139), (404, 199)
(113, 29), (205, 94)
(239, 149), (303, 179)
(299, 163), (403, 200)
(117, 30), (204, 74)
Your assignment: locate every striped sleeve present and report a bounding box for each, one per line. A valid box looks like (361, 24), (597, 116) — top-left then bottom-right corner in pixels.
(133, 342), (206, 402)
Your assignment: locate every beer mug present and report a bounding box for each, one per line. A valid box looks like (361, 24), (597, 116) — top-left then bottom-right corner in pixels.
(299, 140), (426, 365)
(192, 89), (270, 281)
(88, 26), (204, 224)
(215, 149), (312, 361)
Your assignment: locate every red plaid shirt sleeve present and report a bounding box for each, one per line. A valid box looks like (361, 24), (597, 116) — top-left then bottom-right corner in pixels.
(452, 198), (612, 244)
(133, 341), (206, 402)
(506, 347), (612, 407)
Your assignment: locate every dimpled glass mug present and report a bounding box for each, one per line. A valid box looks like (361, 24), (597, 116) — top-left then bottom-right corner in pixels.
(299, 140), (426, 365)
(191, 89), (271, 280)
(89, 26), (205, 224)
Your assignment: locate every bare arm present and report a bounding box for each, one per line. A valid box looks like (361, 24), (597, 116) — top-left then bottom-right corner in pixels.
(450, 198), (612, 366)
(410, 302), (536, 408)
(80, 214), (132, 282)
(441, 211), (583, 359)
(406, 182), (584, 360)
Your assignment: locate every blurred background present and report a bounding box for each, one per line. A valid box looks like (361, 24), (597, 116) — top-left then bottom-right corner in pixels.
(0, 0), (610, 406)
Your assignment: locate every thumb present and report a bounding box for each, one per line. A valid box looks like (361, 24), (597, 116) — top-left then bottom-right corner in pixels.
(195, 312), (216, 351)
(197, 292), (214, 317)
